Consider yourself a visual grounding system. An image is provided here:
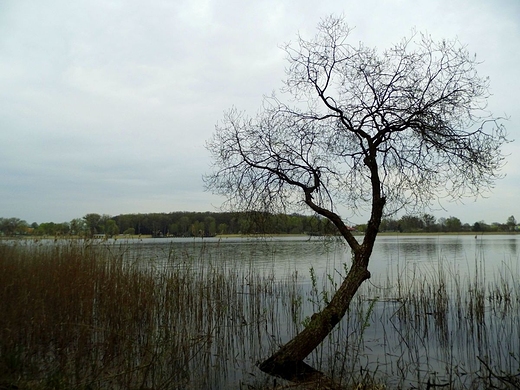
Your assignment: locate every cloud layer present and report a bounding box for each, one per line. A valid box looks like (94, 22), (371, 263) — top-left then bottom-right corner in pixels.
(1, 0), (518, 224)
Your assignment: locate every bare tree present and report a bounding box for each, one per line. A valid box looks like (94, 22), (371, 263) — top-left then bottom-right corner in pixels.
(205, 16), (508, 382)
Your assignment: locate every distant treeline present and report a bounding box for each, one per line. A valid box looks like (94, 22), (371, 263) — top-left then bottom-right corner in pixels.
(0, 212), (517, 237)
(112, 211), (337, 237)
(0, 212), (337, 237)
(373, 214), (518, 234)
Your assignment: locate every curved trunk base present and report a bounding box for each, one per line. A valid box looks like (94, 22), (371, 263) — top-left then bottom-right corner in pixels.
(259, 359), (317, 381)
(258, 359), (342, 389)
(258, 255), (373, 388)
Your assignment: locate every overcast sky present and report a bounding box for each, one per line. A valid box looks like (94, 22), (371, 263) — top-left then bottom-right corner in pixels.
(1, 0), (518, 225)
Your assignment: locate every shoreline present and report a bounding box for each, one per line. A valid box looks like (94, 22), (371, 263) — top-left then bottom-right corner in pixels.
(1, 231), (518, 241)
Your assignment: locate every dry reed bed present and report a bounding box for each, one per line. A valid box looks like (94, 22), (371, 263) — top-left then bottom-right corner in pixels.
(0, 240), (280, 389)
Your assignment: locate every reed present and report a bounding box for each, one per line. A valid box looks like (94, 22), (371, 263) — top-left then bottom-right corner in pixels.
(1, 239), (519, 389)
(0, 240), (278, 389)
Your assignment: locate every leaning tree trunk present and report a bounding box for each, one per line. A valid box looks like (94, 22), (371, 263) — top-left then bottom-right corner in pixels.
(259, 181), (385, 382)
(258, 249), (372, 380)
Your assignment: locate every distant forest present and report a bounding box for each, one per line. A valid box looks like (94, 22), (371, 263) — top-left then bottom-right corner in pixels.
(0, 212), (517, 237)
(111, 211), (338, 237)
(0, 212), (338, 237)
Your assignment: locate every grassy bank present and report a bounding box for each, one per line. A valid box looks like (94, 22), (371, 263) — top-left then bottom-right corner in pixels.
(1, 239), (519, 389)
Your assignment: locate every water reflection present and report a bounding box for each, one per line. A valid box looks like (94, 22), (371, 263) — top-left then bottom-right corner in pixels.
(507, 237), (517, 254)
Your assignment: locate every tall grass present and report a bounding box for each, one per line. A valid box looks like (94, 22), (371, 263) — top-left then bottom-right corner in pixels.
(0, 240), (282, 389)
(1, 238), (519, 389)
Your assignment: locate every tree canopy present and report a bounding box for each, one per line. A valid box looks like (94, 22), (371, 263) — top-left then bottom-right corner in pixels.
(206, 17), (508, 219)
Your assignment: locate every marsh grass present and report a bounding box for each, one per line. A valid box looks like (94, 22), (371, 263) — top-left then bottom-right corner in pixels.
(1, 239), (519, 389)
(0, 240), (280, 389)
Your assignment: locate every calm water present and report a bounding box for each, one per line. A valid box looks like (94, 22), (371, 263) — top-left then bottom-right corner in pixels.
(77, 234), (520, 388)
(120, 233), (519, 283)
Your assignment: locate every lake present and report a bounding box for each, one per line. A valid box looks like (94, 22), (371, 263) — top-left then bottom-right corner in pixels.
(12, 233), (518, 388)
(120, 233), (519, 283)
(106, 233), (519, 388)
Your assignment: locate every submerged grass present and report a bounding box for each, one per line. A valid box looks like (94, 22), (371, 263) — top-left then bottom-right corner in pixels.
(0, 238), (519, 389)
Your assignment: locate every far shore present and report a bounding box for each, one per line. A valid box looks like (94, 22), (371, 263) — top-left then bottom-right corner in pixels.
(215, 231), (519, 238)
(1, 231), (518, 241)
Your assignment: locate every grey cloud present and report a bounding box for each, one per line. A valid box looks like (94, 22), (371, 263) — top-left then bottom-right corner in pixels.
(0, 0), (518, 223)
